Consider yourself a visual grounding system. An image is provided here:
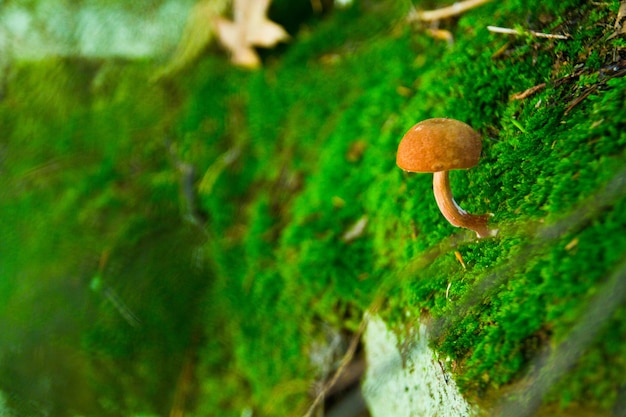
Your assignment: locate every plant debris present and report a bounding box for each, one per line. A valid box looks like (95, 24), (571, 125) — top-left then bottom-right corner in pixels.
(216, 0), (290, 67)
(487, 25), (569, 39)
(407, 0), (492, 22)
(608, 0), (626, 40)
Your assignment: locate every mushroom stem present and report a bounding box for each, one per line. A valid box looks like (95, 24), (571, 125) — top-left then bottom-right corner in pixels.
(432, 171), (495, 238)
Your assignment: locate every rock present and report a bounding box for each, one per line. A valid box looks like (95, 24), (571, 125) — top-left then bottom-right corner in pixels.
(362, 315), (472, 417)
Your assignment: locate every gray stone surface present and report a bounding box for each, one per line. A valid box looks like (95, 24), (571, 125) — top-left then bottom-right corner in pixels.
(0, 0), (194, 60)
(362, 315), (473, 417)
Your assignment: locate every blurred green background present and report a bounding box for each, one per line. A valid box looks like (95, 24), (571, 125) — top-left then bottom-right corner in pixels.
(1, 0), (626, 416)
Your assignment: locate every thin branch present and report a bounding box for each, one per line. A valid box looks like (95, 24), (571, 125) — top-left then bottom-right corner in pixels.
(409, 0), (492, 22)
(510, 83), (546, 100)
(303, 309), (375, 417)
(487, 25), (570, 39)
(564, 85), (598, 115)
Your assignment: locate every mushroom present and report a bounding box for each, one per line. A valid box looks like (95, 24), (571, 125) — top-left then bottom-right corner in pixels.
(396, 118), (497, 238)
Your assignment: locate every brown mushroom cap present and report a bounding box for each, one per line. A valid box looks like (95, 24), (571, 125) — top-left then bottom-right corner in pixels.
(396, 118), (482, 173)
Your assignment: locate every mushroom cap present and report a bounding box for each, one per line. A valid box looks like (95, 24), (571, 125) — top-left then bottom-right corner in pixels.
(396, 118), (482, 173)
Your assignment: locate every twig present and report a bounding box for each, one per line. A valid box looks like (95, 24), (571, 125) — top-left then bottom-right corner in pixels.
(303, 310), (373, 417)
(510, 83), (546, 100)
(564, 85), (598, 114)
(409, 0), (492, 22)
(487, 26), (570, 40)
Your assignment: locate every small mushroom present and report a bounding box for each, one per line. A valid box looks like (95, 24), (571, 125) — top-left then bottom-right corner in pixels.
(396, 118), (497, 238)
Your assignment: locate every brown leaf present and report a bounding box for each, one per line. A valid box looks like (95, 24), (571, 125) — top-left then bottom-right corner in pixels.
(216, 0), (289, 67)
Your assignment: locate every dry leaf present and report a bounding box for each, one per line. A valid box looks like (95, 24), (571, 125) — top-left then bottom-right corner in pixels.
(216, 0), (289, 67)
